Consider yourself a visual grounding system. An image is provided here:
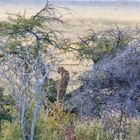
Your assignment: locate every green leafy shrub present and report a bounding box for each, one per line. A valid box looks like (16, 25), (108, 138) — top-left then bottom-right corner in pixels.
(43, 78), (57, 103)
(77, 28), (131, 63)
(0, 108), (139, 140)
(0, 87), (13, 123)
(76, 120), (112, 140)
(0, 121), (22, 140)
(34, 110), (60, 140)
(46, 102), (76, 135)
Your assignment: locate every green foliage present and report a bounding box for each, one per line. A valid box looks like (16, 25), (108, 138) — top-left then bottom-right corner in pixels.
(43, 78), (57, 103)
(0, 121), (22, 140)
(0, 87), (13, 123)
(76, 120), (112, 140)
(24, 103), (34, 136)
(34, 110), (61, 140)
(0, 15), (42, 59)
(46, 102), (76, 132)
(0, 87), (4, 100)
(0, 14), (42, 36)
(0, 13), (58, 59)
(36, 103), (76, 140)
(0, 109), (139, 140)
(77, 28), (131, 63)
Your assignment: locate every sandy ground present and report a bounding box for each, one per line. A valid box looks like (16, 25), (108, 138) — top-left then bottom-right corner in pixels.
(0, 5), (40, 20)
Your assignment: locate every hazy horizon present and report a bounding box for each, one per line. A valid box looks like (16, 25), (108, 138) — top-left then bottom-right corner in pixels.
(1, 0), (140, 5)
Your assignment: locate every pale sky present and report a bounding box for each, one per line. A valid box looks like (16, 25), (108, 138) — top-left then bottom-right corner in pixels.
(1, 0), (140, 6)
(45, 0), (140, 1)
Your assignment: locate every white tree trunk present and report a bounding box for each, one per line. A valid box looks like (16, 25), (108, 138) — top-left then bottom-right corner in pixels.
(20, 99), (27, 140)
(30, 99), (40, 140)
